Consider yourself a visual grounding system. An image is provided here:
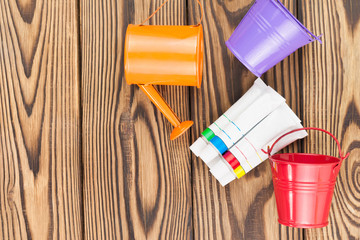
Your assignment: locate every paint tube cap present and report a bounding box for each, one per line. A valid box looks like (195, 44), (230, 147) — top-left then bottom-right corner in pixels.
(206, 159), (218, 168)
(218, 173), (236, 186)
(201, 128), (215, 141)
(210, 159), (234, 182)
(223, 151), (240, 170)
(234, 166), (246, 179)
(190, 137), (208, 157)
(199, 144), (219, 164)
(210, 136), (228, 154)
(203, 155), (221, 168)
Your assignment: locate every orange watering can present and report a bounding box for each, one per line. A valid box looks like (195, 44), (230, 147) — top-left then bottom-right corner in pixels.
(124, 0), (204, 140)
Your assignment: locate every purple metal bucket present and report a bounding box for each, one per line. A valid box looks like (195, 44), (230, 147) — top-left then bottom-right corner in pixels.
(226, 0), (322, 77)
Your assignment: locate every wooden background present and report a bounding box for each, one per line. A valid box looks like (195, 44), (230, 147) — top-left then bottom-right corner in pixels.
(0, 0), (359, 239)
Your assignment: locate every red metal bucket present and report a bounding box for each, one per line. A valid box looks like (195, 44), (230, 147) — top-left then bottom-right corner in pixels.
(264, 127), (349, 228)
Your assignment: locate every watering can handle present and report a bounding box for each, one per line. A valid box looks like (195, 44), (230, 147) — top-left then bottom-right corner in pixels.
(262, 127), (350, 161)
(140, 0), (203, 26)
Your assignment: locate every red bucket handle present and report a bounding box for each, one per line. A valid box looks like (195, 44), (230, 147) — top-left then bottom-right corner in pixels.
(262, 127), (350, 161)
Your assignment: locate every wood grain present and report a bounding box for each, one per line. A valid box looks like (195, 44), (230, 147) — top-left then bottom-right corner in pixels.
(1, 0), (359, 239)
(0, 0), (82, 239)
(299, 0), (360, 239)
(189, 0), (302, 239)
(81, 0), (192, 239)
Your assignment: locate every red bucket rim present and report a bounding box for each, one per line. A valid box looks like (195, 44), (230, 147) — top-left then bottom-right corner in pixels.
(269, 152), (341, 165)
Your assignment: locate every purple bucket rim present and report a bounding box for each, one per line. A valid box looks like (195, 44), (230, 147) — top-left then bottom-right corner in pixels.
(225, 40), (262, 77)
(270, 0), (322, 43)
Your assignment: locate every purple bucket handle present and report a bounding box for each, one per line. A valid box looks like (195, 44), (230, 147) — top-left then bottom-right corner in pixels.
(274, 0), (322, 43)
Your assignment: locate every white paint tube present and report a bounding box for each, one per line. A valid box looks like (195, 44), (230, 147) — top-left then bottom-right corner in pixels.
(233, 123), (308, 174)
(190, 78), (267, 158)
(212, 125), (307, 186)
(228, 104), (302, 173)
(198, 86), (286, 164)
(209, 104), (307, 186)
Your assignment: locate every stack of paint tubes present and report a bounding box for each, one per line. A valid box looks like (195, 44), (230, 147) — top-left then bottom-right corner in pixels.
(190, 78), (308, 186)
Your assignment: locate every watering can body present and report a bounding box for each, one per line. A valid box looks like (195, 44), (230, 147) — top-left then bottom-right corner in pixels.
(125, 24), (203, 87)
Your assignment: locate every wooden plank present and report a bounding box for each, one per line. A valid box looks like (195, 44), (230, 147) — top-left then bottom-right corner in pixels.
(189, 0), (302, 239)
(299, 0), (360, 239)
(0, 0), (82, 239)
(81, 0), (192, 239)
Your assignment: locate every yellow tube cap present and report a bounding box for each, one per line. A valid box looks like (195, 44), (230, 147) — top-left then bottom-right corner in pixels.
(234, 166), (246, 179)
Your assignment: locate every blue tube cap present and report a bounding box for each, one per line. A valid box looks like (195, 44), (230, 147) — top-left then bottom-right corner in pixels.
(210, 136), (228, 154)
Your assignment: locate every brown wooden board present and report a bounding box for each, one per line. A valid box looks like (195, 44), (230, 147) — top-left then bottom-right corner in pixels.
(188, 0), (302, 239)
(299, 0), (360, 239)
(0, 0), (82, 239)
(81, 0), (192, 239)
(1, 0), (360, 239)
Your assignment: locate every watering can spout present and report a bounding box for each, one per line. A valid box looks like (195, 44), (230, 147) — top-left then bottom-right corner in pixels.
(138, 84), (193, 140)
